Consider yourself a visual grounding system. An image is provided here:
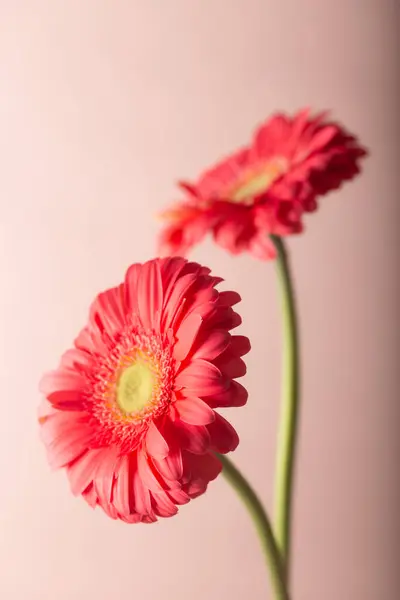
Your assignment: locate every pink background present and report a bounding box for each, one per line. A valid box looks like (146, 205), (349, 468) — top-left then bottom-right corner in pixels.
(1, 2), (399, 599)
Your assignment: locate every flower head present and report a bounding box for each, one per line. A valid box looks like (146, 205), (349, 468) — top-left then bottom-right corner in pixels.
(39, 258), (249, 523)
(159, 109), (367, 260)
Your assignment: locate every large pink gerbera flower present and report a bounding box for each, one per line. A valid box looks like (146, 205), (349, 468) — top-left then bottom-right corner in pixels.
(39, 258), (249, 523)
(159, 109), (367, 260)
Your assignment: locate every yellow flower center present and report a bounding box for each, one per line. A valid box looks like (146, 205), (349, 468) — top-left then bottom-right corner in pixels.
(116, 356), (157, 415)
(230, 157), (288, 204)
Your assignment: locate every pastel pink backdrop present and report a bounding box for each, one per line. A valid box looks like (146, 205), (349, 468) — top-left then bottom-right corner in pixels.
(0, 2), (399, 599)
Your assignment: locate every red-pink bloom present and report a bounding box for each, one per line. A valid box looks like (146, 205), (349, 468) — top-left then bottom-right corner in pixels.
(39, 258), (249, 523)
(159, 109), (367, 260)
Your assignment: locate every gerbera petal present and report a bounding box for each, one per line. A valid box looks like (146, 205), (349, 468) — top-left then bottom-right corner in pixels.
(151, 490), (179, 518)
(93, 446), (119, 506)
(229, 335), (251, 357)
(40, 371), (87, 410)
(124, 263), (142, 315)
(182, 451), (222, 498)
(305, 125), (339, 156)
(174, 421), (210, 454)
(89, 285), (125, 337)
(217, 291), (241, 307)
(175, 359), (227, 395)
(207, 413), (239, 453)
(112, 455), (132, 516)
(173, 313), (203, 361)
(167, 488), (190, 506)
(154, 448), (183, 482)
(160, 257), (190, 306)
(248, 231), (277, 260)
(213, 218), (252, 254)
(74, 326), (106, 356)
(67, 448), (105, 496)
(174, 397), (215, 426)
(207, 380), (248, 408)
(60, 348), (95, 373)
(162, 272), (199, 331)
(39, 370), (86, 396)
(192, 330), (230, 361)
(137, 260), (163, 331)
(82, 483), (98, 508)
(214, 353), (247, 378)
(137, 449), (179, 492)
(184, 451), (222, 484)
(146, 421), (169, 460)
(208, 306), (242, 331)
(46, 424), (93, 469)
(132, 468), (153, 517)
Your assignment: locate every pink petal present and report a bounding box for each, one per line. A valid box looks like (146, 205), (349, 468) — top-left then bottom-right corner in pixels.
(46, 425), (93, 469)
(174, 421), (210, 454)
(89, 285), (125, 337)
(160, 257), (189, 305)
(175, 359), (226, 395)
(99, 501), (118, 520)
(207, 306), (242, 331)
(154, 447), (183, 482)
(305, 125), (338, 157)
(146, 421), (169, 460)
(184, 451), (222, 484)
(207, 413), (239, 453)
(132, 469), (153, 517)
(167, 488), (190, 506)
(215, 354), (247, 378)
(93, 446), (119, 507)
(38, 399), (56, 422)
(217, 291), (241, 307)
(207, 381), (248, 408)
(151, 490), (178, 518)
(112, 455), (132, 516)
(82, 483), (98, 508)
(213, 219), (251, 254)
(60, 348), (94, 373)
(124, 263), (142, 315)
(141, 513), (157, 524)
(184, 479), (207, 499)
(40, 409), (87, 446)
(174, 397), (215, 425)
(248, 231), (277, 260)
(162, 272), (199, 331)
(120, 513), (142, 524)
(229, 335), (251, 357)
(40, 370), (87, 397)
(181, 451), (222, 499)
(44, 391), (85, 411)
(74, 326), (107, 356)
(137, 450), (167, 492)
(192, 330), (230, 361)
(137, 260), (163, 331)
(183, 283), (219, 321)
(173, 313), (203, 361)
(67, 448), (104, 496)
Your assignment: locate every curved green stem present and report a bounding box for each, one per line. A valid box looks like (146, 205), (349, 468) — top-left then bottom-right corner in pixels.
(271, 235), (300, 578)
(219, 454), (290, 600)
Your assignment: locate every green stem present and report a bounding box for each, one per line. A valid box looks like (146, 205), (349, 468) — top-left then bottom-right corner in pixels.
(271, 235), (300, 578)
(219, 454), (290, 600)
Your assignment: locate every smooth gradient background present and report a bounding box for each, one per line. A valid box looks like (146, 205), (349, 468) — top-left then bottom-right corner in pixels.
(1, 2), (399, 599)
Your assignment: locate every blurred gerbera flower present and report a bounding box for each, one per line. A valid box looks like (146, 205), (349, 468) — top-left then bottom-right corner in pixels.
(39, 258), (249, 523)
(159, 109), (367, 260)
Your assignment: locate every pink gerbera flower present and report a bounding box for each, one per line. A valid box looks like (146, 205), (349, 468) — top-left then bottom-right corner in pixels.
(159, 109), (367, 260)
(39, 258), (250, 523)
